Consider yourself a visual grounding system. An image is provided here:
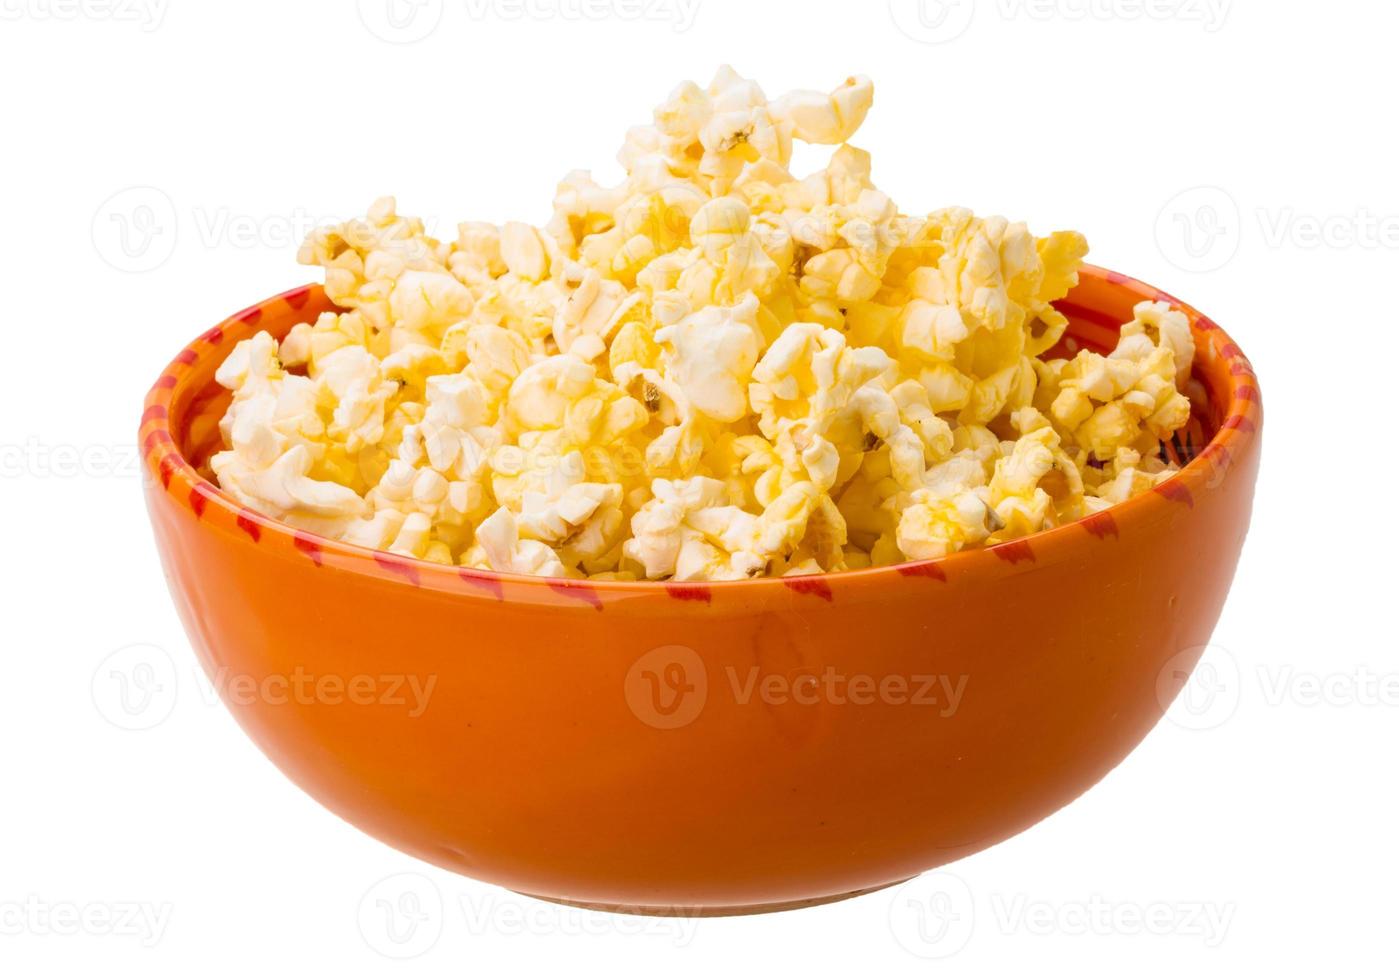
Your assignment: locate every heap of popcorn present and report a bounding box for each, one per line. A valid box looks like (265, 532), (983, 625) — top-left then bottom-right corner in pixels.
(211, 68), (1195, 582)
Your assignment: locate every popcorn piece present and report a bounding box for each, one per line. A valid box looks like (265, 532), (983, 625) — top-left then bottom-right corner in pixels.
(297, 196), (451, 336)
(501, 222), (551, 282)
(896, 488), (993, 561)
(624, 477), (763, 581)
(388, 270), (474, 345)
(211, 68), (1194, 581)
(514, 450), (627, 571)
(466, 507), (569, 577)
(1043, 345), (1192, 460)
(212, 444), (368, 537)
(769, 75), (874, 145)
(654, 295), (761, 422)
(1113, 299), (1196, 388)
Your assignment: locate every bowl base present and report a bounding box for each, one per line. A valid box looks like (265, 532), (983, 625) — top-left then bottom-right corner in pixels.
(513, 878), (912, 917)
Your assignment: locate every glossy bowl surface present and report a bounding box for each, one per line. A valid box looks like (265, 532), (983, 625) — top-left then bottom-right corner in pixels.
(141, 266), (1261, 914)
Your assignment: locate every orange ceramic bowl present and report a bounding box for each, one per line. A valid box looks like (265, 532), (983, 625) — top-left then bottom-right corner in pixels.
(141, 266), (1260, 915)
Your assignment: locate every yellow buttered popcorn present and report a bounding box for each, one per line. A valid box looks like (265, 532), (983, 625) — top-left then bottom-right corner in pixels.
(211, 68), (1197, 580)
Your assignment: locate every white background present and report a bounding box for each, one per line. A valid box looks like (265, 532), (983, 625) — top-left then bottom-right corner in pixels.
(2, 0), (1395, 975)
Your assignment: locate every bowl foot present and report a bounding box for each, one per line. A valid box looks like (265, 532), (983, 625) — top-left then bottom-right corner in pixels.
(513, 878), (911, 917)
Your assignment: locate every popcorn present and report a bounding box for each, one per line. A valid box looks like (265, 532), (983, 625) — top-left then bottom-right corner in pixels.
(1086, 446), (1178, 504)
(1041, 342), (1192, 460)
(654, 295), (761, 423)
(387, 269), (474, 346)
(500, 222), (551, 282)
(896, 488), (993, 561)
(212, 444), (369, 537)
(315, 346), (396, 453)
(623, 476), (812, 581)
(297, 196), (450, 339)
(769, 75), (874, 145)
(466, 507), (569, 577)
(1113, 299), (1195, 388)
(506, 355), (600, 432)
(211, 68), (1196, 580)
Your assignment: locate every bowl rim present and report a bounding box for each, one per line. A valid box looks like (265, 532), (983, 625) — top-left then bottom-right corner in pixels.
(140, 265), (1261, 605)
